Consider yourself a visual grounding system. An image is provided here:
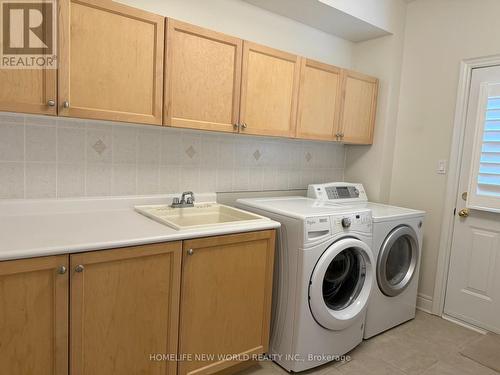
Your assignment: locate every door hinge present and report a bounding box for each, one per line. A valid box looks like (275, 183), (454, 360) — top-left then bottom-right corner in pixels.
(453, 208), (456, 216)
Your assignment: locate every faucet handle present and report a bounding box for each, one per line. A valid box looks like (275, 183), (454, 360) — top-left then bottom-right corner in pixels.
(172, 197), (180, 205)
(186, 197), (194, 204)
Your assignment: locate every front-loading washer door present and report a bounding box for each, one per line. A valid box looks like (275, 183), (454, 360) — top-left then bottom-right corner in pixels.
(309, 238), (374, 331)
(377, 225), (419, 297)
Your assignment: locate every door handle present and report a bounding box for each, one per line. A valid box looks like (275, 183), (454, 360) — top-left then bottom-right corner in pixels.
(458, 208), (469, 218)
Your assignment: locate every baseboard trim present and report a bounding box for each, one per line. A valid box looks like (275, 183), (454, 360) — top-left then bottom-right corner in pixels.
(416, 293), (433, 313)
(442, 314), (488, 334)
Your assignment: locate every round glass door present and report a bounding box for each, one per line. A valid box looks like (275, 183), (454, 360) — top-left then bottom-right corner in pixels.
(377, 226), (419, 297)
(323, 248), (365, 311)
(309, 238), (374, 331)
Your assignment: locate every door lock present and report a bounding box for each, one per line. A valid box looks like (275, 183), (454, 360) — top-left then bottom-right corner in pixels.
(458, 208), (469, 218)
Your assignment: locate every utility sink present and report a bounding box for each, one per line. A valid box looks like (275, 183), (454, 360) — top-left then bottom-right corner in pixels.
(135, 202), (268, 230)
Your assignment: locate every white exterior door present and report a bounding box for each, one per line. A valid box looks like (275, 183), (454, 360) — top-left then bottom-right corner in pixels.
(444, 66), (500, 333)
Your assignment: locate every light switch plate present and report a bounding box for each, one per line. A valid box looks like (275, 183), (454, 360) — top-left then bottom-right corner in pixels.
(437, 159), (447, 174)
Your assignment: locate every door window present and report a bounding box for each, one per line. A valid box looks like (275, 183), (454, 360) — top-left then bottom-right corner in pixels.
(322, 248), (366, 311)
(377, 226), (418, 297)
(385, 236), (413, 286)
(468, 82), (500, 212)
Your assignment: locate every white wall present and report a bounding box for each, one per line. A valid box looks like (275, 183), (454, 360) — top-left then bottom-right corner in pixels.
(320, 0), (406, 34)
(344, 1), (407, 203)
(117, 0), (353, 67)
(390, 0), (500, 300)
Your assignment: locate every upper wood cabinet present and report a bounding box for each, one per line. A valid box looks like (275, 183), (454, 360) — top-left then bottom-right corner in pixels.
(295, 58), (342, 141)
(0, 255), (68, 375)
(165, 20), (242, 132)
(178, 230), (275, 375)
(240, 42), (300, 137)
(70, 242), (181, 375)
(58, 0), (164, 124)
(338, 70), (379, 144)
(0, 69), (57, 116)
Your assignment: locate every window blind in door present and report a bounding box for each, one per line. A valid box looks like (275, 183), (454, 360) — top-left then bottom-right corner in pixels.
(468, 82), (500, 212)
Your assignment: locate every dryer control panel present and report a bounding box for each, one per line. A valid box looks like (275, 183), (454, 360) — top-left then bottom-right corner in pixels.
(308, 182), (367, 203)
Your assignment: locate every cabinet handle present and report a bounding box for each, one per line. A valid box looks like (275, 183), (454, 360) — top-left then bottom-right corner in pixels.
(75, 264), (85, 273)
(63, 100), (70, 109)
(233, 123), (240, 131)
(241, 123), (247, 130)
(57, 265), (67, 275)
(47, 100), (56, 107)
(187, 249), (194, 256)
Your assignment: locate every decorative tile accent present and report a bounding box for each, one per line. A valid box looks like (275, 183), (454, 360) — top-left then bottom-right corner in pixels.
(92, 139), (107, 155)
(253, 149), (262, 161)
(0, 112), (346, 199)
(185, 145), (196, 159)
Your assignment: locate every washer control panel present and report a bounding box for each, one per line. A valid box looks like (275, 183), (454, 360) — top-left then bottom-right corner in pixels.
(308, 182), (367, 203)
(332, 212), (372, 235)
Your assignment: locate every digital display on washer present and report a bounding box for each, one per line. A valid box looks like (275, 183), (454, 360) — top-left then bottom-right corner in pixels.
(324, 186), (359, 199)
(337, 187), (350, 198)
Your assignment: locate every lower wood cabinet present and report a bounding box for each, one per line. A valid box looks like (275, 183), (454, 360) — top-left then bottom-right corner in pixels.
(70, 242), (182, 375)
(0, 255), (69, 375)
(0, 230), (275, 375)
(178, 230), (276, 375)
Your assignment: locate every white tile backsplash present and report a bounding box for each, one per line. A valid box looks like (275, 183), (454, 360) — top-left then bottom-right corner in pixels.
(26, 125), (56, 162)
(25, 162), (57, 198)
(0, 162), (24, 198)
(57, 163), (85, 198)
(0, 112), (346, 199)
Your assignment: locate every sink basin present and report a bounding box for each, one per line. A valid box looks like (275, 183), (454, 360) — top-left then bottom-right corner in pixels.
(135, 202), (269, 230)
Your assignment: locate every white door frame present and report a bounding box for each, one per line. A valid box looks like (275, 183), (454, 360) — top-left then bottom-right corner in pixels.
(433, 54), (500, 315)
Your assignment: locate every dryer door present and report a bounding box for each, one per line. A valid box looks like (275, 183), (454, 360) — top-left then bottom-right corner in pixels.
(309, 238), (374, 331)
(377, 225), (419, 297)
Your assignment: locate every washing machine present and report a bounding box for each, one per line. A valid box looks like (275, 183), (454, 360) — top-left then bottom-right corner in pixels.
(308, 182), (425, 339)
(236, 197), (375, 372)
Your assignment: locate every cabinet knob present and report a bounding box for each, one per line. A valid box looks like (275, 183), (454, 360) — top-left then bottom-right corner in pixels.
(75, 264), (85, 273)
(241, 123), (248, 129)
(47, 100), (56, 107)
(57, 265), (67, 274)
(187, 249), (194, 256)
(63, 100), (70, 109)
(233, 123), (240, 131)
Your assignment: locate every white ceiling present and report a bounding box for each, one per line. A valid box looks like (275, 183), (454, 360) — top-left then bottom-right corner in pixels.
(242, 0), (391, 42)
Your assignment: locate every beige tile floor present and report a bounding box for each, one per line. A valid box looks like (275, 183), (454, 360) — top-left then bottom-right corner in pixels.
(241, 311), (499, 375)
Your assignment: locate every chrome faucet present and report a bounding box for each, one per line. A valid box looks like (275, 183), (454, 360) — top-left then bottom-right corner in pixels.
(170, 191), (195, 208)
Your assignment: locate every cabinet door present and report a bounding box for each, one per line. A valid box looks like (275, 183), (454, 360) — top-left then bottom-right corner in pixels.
(179, 230), (275, 375)
(70, 242), (182, 375)
(165, 20), (242, 132)
(296, 59), (342, 141)
(240, 42), (300, 137)
(339, 70), (378, 144)
(0, 255), (68, 375)
(59, 0), (164, 124)
(0, 69), (57, 115)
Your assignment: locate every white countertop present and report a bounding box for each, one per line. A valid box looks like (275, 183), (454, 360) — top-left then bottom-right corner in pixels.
(0, 194), (280, 261)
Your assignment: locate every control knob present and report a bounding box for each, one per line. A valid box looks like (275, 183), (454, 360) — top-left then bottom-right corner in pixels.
(341, 217), (351, 228)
